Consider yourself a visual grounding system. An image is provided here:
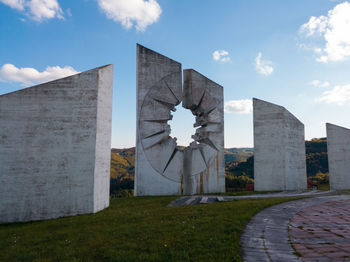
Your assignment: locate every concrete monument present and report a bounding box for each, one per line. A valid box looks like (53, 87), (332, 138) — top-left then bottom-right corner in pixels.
(327, 123), (350, 190)
(0, 65), (113, 223)
(135, 45), (225, 196)
(253, 98), (307, 191)
(182, 69), (225, 195)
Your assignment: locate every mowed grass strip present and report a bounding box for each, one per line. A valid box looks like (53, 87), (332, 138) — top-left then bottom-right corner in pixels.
(0, 196), (298, 262)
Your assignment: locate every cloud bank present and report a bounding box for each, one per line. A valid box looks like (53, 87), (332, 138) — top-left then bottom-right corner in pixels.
(98, 0), (162, 31)
(213, 50), (231, 62)
(310, 80), (330, 88)
(0, 64), (79, 86)
(224, 99), (252, 114)
(0, 0), (64, 21)
(300, 2), (350, 63)
(317, 84), (350, 105)
(255, 52), (274, 75)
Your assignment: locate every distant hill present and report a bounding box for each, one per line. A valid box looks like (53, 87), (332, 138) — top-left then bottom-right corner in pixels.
(305, 137), (328, 177)
(110, 147), (253, 179)
(224, 148), (253, 163)
(110, 148), (135, 179)
(109, 139), (329, 195)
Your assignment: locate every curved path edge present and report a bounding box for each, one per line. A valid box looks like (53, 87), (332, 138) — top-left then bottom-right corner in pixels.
(241, 195), (350, 262)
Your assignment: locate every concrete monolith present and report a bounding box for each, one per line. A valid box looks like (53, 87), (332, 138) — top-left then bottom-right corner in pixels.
(327, 123), (350, 190)
(0, 65), (113, 223)
(253, 98), (307, 191)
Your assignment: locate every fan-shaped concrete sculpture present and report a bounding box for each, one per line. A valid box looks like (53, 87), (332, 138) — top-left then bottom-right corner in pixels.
(135, 45), (225, 196)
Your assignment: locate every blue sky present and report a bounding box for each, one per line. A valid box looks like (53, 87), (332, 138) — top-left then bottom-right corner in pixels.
(1, 0), (350, 148)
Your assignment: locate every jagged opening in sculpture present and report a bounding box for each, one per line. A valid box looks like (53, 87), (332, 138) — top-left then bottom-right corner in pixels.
(169, 103), (197, 147)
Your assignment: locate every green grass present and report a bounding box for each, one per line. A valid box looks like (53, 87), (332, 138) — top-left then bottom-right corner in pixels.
(317, 183), (330, 191)
(0, 196), (299, 262)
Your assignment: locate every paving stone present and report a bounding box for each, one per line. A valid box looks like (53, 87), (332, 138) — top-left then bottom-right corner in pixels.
(241, 195), (350, 262)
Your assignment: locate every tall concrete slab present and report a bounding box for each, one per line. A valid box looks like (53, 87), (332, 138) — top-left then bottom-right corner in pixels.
(135, 44), (183, 196)
(253, 98), (307, 191)
(135, 45), (225, 196)
(0, 65), (113, 223)
(183, 69), (225, 195)
(327, 123), (350, 190)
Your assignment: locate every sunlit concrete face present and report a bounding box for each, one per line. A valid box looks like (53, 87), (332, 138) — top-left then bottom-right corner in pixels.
(135, 45), (225, 196)
(327, 123), (350, 190)
(253, 98), (307, 191)
(0, 65), (113, 223)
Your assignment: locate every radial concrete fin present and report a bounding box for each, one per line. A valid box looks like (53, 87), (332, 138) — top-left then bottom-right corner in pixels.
(253, 98), (307, 191)
(327, 123), (350, 190)
(0, 65), (113, 223)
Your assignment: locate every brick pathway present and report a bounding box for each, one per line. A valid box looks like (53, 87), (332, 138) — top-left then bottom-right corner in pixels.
(241, 195), (350, 262)
(290, 200), (350, 261)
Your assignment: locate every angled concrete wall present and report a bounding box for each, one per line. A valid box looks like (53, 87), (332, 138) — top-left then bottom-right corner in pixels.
(135, 45), (225, 196)
(327, 123), (350, 190)
(253, 98), (307, 191)
(0, 65), (113, 223)
(183, 69), (225, 195)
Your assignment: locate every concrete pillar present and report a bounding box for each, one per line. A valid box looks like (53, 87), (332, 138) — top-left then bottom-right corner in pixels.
(253, 98), (307, 191)
(0, 65), (113, 223)
(327, 123), (350, 190)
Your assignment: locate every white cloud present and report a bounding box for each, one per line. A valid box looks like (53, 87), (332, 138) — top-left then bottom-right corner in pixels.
(0, 0), (63, 21)
(224, 99), (252, 114)
(0, 64), (79, 86)
(98, 0), (161, 31)
(299, 2), (350, 63)
(0, 0), (24, 10)
(212, 50), (231, 62)
(255, 52), (274, 75)
(317, 84), (350, 105)
(310, 80), (330, 88)
(300, 15), (328, 36)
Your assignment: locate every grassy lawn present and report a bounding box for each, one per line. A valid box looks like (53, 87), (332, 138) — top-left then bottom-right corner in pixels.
(0, 196), (299, 262)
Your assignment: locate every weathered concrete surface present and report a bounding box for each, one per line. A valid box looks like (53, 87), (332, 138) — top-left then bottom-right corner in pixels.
(183, 69), (225, 195)
(253, 98), (307, 191)
(135, 45), (225, 196)
(327, 123), (350, 190)
(0, 65), (113, 223)
(135, 44), (183, 196)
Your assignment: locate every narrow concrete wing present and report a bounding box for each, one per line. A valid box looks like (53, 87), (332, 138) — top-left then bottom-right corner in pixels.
(327, 123), (350, 190)
(135, 44), (183, 196)
(253, 98), (307, 191)
(0, 65), (113, 223)
(183, 69), (225, 194)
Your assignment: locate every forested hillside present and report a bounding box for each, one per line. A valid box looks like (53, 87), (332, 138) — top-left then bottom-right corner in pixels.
(110, 138), (330, 196)
(110, 147), (254, 196)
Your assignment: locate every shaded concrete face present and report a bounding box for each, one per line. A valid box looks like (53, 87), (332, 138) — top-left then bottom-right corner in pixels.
(182, 70), (225, 195)
(0, 65), (113, 223)
(327, 123), (350, 190)
(135, 45), (225, 196)
(253, 98), (307, 191)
